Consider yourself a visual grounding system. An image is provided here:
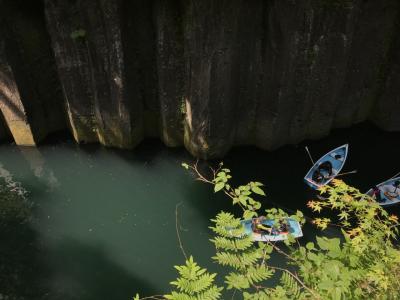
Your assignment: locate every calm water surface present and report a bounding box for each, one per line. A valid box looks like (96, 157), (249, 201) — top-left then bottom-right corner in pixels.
(1, 122), (400, 299)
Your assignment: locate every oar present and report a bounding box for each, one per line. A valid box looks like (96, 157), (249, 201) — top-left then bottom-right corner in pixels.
(390, 171), (400, 179)
(305, 146), (315, 165)
(333, 170), (357, 178)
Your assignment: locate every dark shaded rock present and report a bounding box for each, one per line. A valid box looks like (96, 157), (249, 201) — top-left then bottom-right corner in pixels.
(334, 0), (399, 127)
(182, 0), (242, 158)
(0, 0), (66, 145)
(45, 0), (141, 148)
(155, 0), (185, 147)
(0, 109), (10, 141)
(121, 0), (157, 140)
(370, 5), (400, 131)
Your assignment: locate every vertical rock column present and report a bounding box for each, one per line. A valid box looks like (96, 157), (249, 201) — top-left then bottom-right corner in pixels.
(182, 0), (242, 158)
(230, 0), (264, 146)
(45, 0), (142, 148)
(371, 5), (400, 131)
(155, 0), (185, 147)
(121, 0), (157, 139)
(0, 39), (36, 145)
(334, 0), (399, 127)
(297, 2), (354, 141)
(253, 1), (352, 149)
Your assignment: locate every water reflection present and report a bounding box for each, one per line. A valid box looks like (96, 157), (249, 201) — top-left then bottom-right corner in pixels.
(18, 146), (59, 190)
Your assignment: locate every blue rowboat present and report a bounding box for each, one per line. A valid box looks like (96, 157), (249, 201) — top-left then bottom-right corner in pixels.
(366, 177), (400, 207)
(240, 218), (303, 242)
(304, 144), (348, 189)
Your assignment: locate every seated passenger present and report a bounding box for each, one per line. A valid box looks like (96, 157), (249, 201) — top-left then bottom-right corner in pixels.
(278, 221), (289, 234)
(318, 161), (333, 178)
(252, 217), (272, 234)
(382, 180), (400, 200)
(312, 169), (324, 183)
(394, 180), (400, 192)
(371, 186), (384, 203)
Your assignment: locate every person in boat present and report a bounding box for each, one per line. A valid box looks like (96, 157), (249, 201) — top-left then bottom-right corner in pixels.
(251, 216), (279, 234)
(371, 186), (384, 203)
(318, 161), (333, 178)
(251, 217), (290, 235)
(312, 169), (324, 183)
(311, 161), (333, 183)
(380, 181), (400, 201)
(251, 217), (273, 234)
(277, 220), (289, 234)
(383, 180), (400, 200)
(395, 180), (400, 190)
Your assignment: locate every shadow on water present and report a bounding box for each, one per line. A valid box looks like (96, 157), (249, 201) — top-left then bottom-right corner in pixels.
(43, 237), (158, 300)
(1, 226), (158, 300)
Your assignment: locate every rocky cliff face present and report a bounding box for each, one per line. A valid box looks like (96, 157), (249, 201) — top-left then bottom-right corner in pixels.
(0, 0), (399, 158)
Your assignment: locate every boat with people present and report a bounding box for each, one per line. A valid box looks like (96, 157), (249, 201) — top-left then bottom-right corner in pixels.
(240, 217), (303, 242)
(304, 144), (349, 189)
(366, 177), (400, 207)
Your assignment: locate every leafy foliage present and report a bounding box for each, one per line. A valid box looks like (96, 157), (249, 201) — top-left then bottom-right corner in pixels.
(277, 271), (308, 300)
(164, 256), (223, 300)
(136, 164), (400, 300)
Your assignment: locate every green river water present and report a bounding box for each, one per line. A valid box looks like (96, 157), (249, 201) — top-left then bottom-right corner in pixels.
(1, 122), (400, 299)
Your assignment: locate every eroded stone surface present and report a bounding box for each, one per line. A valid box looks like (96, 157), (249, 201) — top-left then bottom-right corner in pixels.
(0, 0), (399, 157)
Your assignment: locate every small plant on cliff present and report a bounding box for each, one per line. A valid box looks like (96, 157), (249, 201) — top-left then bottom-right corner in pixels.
(70, 29), (86, 40)
(179, 97), (186, 115)
(135, 162), (400, 300)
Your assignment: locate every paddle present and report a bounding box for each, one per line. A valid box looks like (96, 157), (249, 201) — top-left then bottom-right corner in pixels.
(305, 146), (315, 165)
(390, 171), (400, 179)
(332, 170), (357, 178)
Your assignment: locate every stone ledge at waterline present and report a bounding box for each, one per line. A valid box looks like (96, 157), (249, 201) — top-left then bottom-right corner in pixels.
(0, 0), (399, 158)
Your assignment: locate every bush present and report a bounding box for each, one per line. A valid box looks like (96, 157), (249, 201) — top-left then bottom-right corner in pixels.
(136, 163), (400, 300)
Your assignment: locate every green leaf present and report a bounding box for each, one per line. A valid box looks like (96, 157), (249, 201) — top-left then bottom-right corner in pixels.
(243, 210), (257, 219)
(225, 272), (250, 290)
(251, 186), (266, 196)
(133, 294), (139, 300)
(214, 182), (225, 192)
(338, 211), (349, 220)
(252, 201), (261, 210)
(306, 242), (314, 250)
(239, 195), (247, 205)
(181, 163), (189, 170)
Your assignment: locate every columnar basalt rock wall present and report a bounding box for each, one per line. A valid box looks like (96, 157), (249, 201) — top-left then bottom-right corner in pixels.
(0, 0), (399, 158)
(0, 0), (66, 145)
(44, 0), (140, 148)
